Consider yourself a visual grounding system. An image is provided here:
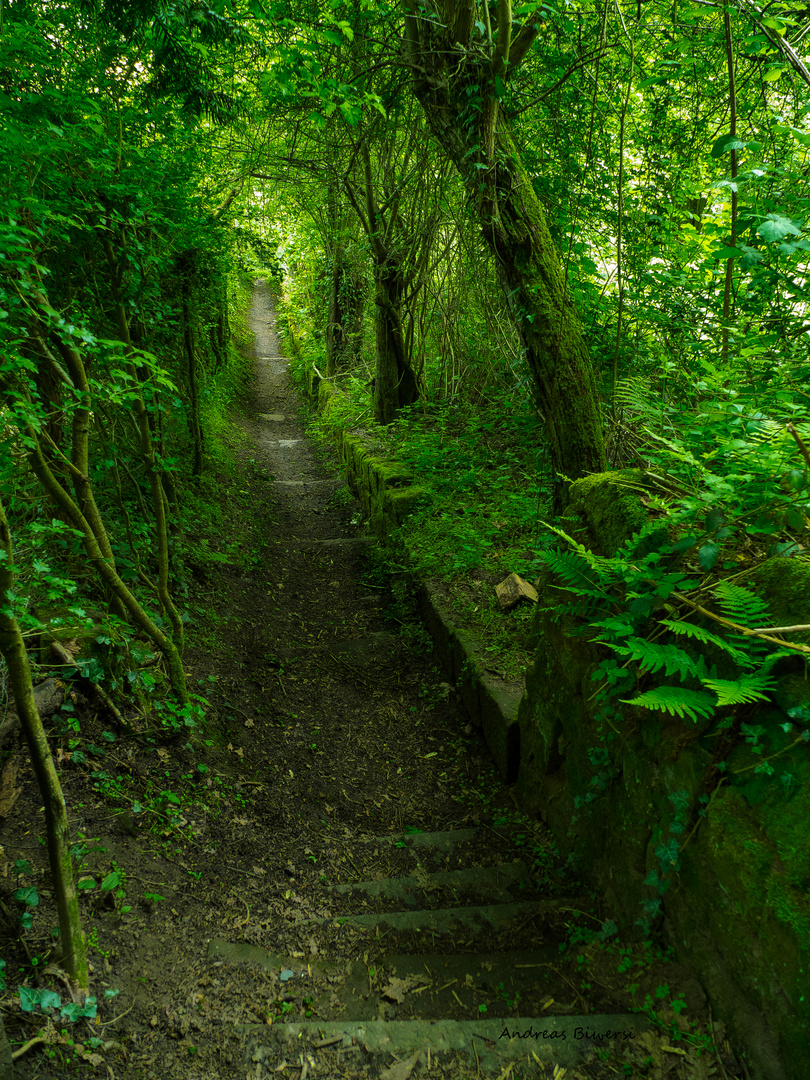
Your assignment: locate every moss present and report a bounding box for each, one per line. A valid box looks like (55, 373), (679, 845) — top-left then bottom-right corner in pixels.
(754, 557), (810, 647)
(561, 469), (650, 556)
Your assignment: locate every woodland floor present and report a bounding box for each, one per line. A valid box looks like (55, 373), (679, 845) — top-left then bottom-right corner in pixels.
(1, 282), (750, 1080)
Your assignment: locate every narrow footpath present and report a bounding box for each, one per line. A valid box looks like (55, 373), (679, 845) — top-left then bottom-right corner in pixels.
(18, 282), (744, 1080)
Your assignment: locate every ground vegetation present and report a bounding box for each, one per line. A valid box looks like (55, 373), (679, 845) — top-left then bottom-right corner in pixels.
(0, 0), (809, 1074)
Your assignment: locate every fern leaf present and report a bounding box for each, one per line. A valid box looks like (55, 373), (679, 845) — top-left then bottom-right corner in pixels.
(540, 548), (614, 597)
(613, 375), (656, 416)
(701, 672), (777, 706)
(661, 619), (748, 663)
(609, 639), (702, 680)
(622, 686), (717, 723)
(591, 614), (636, 638)
(713, 581), (770, 626)
(541, 524), (617, 575)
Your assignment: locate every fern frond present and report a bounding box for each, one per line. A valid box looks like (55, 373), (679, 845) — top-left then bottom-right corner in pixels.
(609, 638), (702, 679)
(591, 614), (636, 638)
(713, 581), (771, 627)
(623, 685), (717, 723)
(540, 548), (615, 597)
(541, 524), (618, 575)
(661, 619), (749, 663)
(613, 375), (657, 417)
(701, 672), (778, 706)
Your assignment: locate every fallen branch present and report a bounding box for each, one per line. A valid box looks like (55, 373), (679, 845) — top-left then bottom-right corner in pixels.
(48, 639), (129, 729)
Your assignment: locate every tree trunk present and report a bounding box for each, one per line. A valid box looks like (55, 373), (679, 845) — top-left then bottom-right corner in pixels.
(0, 496), (89, 997)
(182, 281), (204, 477)
(402, 0), (606, 506)
(373, 255), (419, 423)
(326, 244), (348, 378)
(26, 432), (189, 703)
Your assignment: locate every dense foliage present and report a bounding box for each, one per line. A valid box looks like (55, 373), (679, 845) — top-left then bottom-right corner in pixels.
(1, 0), (810, 1036)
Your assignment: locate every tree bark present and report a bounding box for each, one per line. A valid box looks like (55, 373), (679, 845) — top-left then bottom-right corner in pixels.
(0, 496), (89, 996)
(26, 431), (188, 702)
(402, 0), (606, 506)
(373, 254), (419, 423)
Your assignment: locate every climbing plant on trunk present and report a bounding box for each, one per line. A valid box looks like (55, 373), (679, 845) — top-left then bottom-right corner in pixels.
(401, 0), (606, 504)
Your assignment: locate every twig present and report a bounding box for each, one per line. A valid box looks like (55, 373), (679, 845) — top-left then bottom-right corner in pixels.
(49, 639), (130, 728)
(12, 1036), (49, 1061)
(787, 422), (810, 471)
(672, 593), (810, 655)
(99, 1002), (135, 1026)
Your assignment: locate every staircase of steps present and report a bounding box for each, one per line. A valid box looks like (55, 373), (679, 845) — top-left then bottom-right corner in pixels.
(209, 826), (649, 1078)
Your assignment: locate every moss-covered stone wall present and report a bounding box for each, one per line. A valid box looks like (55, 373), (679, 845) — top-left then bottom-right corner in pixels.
(303, 368), (808, 1080)
(516, 471), (810, 1080)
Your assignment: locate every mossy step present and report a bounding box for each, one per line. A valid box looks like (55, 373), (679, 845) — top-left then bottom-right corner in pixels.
(242, 1016), (650, 1074)
(326, 860), (530, 907)
(308, 899), (545, 935)
(208, 941), (559, 1021)
(365, 829), (479, 850)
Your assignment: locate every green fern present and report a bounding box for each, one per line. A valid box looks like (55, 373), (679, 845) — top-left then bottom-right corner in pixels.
(623, 686), (717, 723)
(613, 375), (657, 417)
(660, 618), (745, 657)
(606, 638), (703, 680)
(541, 525), (618, 576)
(541, 548), (610, 597)
(713, 580), (771, 625)
(701, 672), (778, 706)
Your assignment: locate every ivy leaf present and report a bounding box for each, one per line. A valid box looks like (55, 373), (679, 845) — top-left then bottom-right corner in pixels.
(20, 987), (61, 1013)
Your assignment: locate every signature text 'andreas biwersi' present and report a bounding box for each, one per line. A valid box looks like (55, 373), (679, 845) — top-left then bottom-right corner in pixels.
(498, 1026), (636, 1042)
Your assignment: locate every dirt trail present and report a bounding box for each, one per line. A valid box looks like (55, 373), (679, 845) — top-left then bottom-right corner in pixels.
(9, 282), (744, 1080)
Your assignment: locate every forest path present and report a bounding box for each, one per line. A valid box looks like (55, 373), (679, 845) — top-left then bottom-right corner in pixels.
(15, 282), (738, 1080)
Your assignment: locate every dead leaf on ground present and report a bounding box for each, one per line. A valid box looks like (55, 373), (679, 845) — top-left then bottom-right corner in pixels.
(381, 975), (428, 1004)
(0, 758), (22, 817)
(380, 1050), (421, 1080)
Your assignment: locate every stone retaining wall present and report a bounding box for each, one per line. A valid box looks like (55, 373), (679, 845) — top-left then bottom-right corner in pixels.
(304, 372), (809, 1080)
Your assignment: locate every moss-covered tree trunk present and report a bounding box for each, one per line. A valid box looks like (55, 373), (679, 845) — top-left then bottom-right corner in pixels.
(402, 0), (606, 505)
(343, 144), (420, 423)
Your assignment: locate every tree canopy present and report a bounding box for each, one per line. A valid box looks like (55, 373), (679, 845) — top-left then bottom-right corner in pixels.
(1, 0), (810, 1044)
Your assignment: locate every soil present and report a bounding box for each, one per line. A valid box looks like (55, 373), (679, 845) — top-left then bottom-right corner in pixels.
(0, 282), (749, 1080)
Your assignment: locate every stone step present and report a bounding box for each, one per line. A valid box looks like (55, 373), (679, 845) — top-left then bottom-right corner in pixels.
(209, 940), (561, 1022)
(310, 899), (547, 936)
(242, 1016), (651, 1074)
(365, 828), (480, 850)
(326, 860), (531, 908)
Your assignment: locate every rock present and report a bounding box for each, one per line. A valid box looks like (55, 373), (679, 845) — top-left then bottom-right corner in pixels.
(495, 573), (538, 611)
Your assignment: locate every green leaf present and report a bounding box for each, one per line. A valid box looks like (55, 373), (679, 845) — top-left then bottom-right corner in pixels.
(698, 542), (720, 571)
(13, 886), (39, 907)
(762, 66), (784, 82)
(757, 215), (802, 243)
(701, 674), (776, 706)
(711, 133), (747, 158)
(608, 639), (701, 680)
(101, 870), (122, 891)
(623, 686), (716, 723)
(20, 987), (61, 1012)
(660, 619), (747, 661)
